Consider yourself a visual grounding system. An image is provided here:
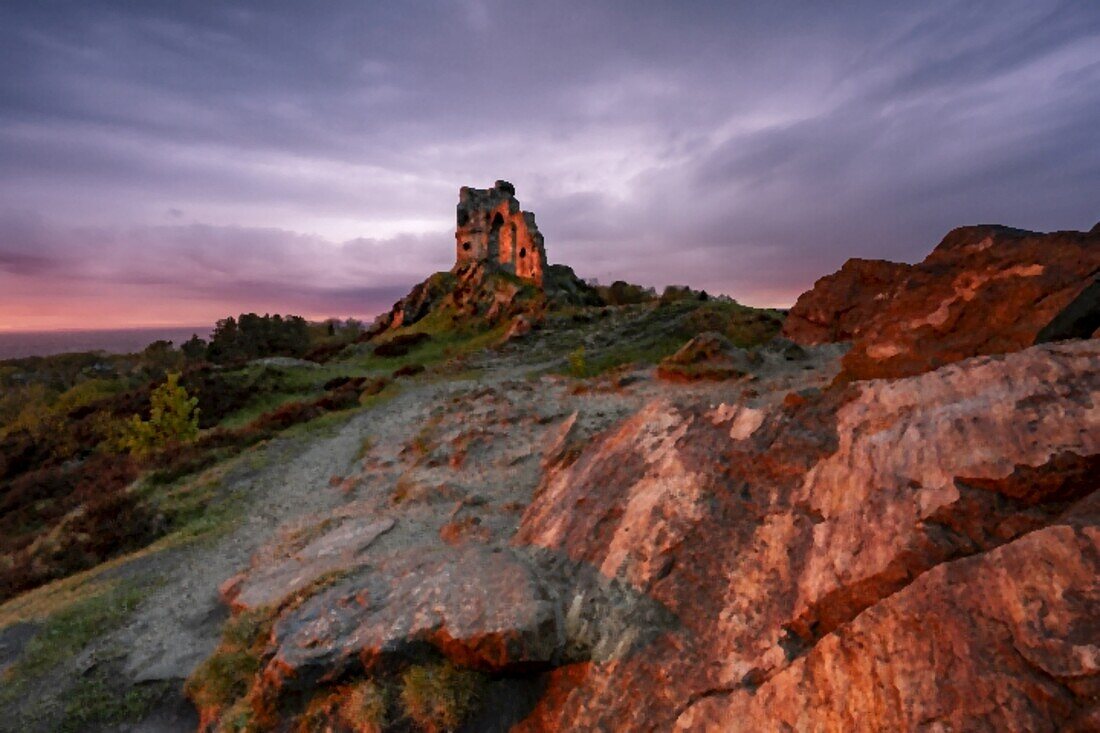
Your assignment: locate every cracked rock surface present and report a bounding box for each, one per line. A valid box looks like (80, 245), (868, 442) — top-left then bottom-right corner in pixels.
(514, 341), (1100, 731)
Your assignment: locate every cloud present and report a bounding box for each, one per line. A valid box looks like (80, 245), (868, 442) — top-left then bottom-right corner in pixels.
(0, 212), (445, 327)
(0, 0), (1098, 327)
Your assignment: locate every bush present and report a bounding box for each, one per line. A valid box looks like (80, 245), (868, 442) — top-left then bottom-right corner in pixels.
(392, 363), (425, 378)
(567, 346), (587, 378)
(116, 373), (199, 457)
(676, 302), (783, 347)
(180, 334), (208, 361)
(598, 280), (656, 306)
(659, 285), (706, 305)
(0, 453), (147, 602)
(344, 679), (388, 730)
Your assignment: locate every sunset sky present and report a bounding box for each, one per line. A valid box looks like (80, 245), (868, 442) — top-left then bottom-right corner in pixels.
(2, 1), (1099, 331)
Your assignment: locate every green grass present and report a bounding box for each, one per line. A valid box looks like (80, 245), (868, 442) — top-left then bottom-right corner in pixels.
(57, 672), (173, 733)
(185, 607), (276, 711)
(0, 580), (153, 707)
(345, 310), (510, 375)
(213, 310), (508, 431)
(576, 335), (690, 377)
(554, 299), (785, 378)
(217, 390), (310, 429)
(135, 448), (252, 543)
(213, 317), (506, 430)
(212, 362), (357, 429)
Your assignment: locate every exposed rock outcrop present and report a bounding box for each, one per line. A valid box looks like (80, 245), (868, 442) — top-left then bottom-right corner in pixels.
(180, 217), (1100, 733)
(677, 519), (1100, 732)
(514, 340), (1100, 731)
(1036, 277), (1100, 342)
(783, 225), (1100, 379)
(656, 332), (751, 381)
(781, 258), (912, 344)
(369, 182), (599, 336)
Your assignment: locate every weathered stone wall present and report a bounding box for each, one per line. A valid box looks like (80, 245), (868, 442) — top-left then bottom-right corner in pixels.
(455, 180), (547, 285)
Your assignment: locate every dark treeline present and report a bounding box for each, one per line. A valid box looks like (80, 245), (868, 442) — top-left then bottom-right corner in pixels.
(185, 313), (311, 364)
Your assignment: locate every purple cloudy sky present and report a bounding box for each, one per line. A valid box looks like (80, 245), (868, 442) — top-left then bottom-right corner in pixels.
(2, 0), (1099, 330)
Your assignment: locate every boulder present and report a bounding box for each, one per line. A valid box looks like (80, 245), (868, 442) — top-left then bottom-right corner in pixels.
(502, 314), (536, 342)
(656, 332), (751, 381)
(782, 258), (912, 344)
(261, 545), (564, 687)
(783, 225), (1100, 379)
(677, 520), (1100, 732)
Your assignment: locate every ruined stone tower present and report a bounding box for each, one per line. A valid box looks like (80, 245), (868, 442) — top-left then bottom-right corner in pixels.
(455, 180), (547, 286)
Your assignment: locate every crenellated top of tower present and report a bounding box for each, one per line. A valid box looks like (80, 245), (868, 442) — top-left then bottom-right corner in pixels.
(454, 180), (547, 286)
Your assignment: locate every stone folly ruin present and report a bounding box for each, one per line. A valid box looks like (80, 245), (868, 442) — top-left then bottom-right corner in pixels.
(367, 179), (599, 336)
(454, 180), (547, 286)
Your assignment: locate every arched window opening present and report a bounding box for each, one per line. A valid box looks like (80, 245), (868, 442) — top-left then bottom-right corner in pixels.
(488, 213), (504, 260)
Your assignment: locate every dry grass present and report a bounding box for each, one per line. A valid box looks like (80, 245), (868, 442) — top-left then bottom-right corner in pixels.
(399, 661), (485, 733)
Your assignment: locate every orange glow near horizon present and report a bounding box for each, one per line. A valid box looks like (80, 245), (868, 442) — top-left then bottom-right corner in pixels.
(0, 277), (384, 333)
(0, 279), (804, 333)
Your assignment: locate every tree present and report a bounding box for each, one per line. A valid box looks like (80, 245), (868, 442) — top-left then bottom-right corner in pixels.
(181, 334), (208, 361)
(137, 339), (183, 377)
(205, 313), (311, 364)
(118, 373), (199, 457)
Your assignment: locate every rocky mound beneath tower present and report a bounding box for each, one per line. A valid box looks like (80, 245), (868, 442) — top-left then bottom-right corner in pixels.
(366, 182), (600, 339)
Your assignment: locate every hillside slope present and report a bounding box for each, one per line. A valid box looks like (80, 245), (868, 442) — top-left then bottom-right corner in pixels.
(0, 220), (1096, 732)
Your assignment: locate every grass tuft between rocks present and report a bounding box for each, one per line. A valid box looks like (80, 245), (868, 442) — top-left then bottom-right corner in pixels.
(57, 672), (175, 733)
(399, 661), (486, 733)
(184, 607), (276, 714)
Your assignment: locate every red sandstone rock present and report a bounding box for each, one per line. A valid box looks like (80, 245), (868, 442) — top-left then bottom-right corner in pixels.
(676, 521), (1100, 733)
(187, 218), (1100, 731)
(255, 544), (565, 702)
(783, 225), (1100, 379)
(514, 340), (1100, 731)
(656, 331), (753, 381)
(782, 258), (912, 344)
(501, 313), (536, 342)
